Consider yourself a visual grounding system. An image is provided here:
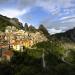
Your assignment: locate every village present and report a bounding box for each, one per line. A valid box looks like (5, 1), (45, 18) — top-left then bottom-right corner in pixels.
(0, 26), (48, 61)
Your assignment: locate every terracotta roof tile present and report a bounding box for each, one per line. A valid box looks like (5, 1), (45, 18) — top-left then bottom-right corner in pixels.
(2, 50), (14, 56)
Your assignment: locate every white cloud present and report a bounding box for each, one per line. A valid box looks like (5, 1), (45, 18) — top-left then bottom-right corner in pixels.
(61, 18), (75, 23)
(58, 16), (75, 23)
(17, 0), (36, 9)
(41, 15), (75, 33)
(0, 0), (75, 33)
(0, 8), (30, 18)
(0, 0), (75, 16)
(36, 0), (75, 15)
(0, 0), (9, 3)
(60, 16), (75, 20)
(48, 28), (63, 34)
(0, 0), (75, 15)
(36, 0), (60, 15)
(16, 0), (75, 15)
(39, 0), (75, 33)
(57, 0), (73, 8)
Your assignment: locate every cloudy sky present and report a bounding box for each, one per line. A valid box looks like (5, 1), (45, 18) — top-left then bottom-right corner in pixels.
(0, 0), (75, 34)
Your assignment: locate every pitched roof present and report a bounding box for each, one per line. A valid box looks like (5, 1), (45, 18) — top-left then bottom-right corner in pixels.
(2, 50), (14, 56)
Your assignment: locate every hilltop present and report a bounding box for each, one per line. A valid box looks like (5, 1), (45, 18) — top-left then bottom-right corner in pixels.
(0, 14), (23, 31)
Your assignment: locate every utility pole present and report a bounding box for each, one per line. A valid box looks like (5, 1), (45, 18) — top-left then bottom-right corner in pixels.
(42, 49), (46, 69)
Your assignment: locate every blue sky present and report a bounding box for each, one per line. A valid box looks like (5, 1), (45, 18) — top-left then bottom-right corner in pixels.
(0, 0), (75, 34)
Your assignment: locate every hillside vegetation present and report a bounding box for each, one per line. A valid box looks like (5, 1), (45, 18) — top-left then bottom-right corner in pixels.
(0, 15), (23, 31)
(0, 14), (75, 75)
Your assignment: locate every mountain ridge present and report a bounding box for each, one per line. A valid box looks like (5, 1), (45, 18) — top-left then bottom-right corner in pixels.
(1, 14), (75, 43)
(0, 14), (23, 31)
(51, 27), (75, 43)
